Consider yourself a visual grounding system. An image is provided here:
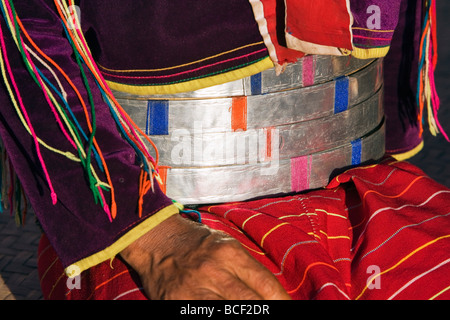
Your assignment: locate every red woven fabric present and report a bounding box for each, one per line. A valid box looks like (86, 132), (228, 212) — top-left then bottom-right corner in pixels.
(285, 0), (353, 50)
(38, 158), (450, 300)
(248, 0), (305, 66)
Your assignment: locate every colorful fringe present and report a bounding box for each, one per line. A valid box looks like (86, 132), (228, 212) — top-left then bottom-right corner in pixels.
(417, 0), (448, 141)
(0, 0), (164, 222)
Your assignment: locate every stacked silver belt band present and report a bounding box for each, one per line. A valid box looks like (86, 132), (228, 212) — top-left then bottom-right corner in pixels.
(139, 89), (383, 166)
(165, 121), (385, 204)
(113, 56), (385, 204)
(117, 59), (382, 134)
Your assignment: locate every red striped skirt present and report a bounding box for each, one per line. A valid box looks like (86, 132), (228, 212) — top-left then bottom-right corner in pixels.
(37, 158), (450, 300)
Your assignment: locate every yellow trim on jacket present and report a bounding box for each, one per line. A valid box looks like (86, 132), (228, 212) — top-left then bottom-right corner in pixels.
(351, 46), (390, 59)
(105, 57), (274, 96)
(65, 204), (180, 277)
(390, 141), (424, 161)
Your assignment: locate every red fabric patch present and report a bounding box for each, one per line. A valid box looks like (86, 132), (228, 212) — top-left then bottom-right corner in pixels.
(250, 0), (305, 65)
(285, 0), (353, 50)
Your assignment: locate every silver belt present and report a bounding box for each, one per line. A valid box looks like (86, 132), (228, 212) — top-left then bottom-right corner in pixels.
(164, 120), (385, 204)
(147, 88), (383, 166)
(116, 59), (382, 134)
(111, 56), (385, 204)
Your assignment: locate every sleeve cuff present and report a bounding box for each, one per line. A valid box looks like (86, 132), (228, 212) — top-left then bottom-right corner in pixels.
(64, 203), (180, 277)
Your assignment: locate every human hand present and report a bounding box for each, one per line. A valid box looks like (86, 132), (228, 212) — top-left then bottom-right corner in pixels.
(120, 214), (291, 300)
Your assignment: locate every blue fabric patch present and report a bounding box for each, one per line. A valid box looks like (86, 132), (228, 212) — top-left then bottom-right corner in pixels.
(351, 139), (362, 166)
(334, 76), (349, 114)
(250, 72), (262, 95)
(146, 100), (169, 135)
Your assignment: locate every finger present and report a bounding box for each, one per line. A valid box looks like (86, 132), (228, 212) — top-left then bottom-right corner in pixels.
(173, 277), (261, 300)
(233, 254), (291, 300)
(218, 273), (264, 300)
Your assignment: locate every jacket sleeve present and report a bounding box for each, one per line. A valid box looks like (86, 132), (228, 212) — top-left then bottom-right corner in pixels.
(0, 1), (179, 276)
